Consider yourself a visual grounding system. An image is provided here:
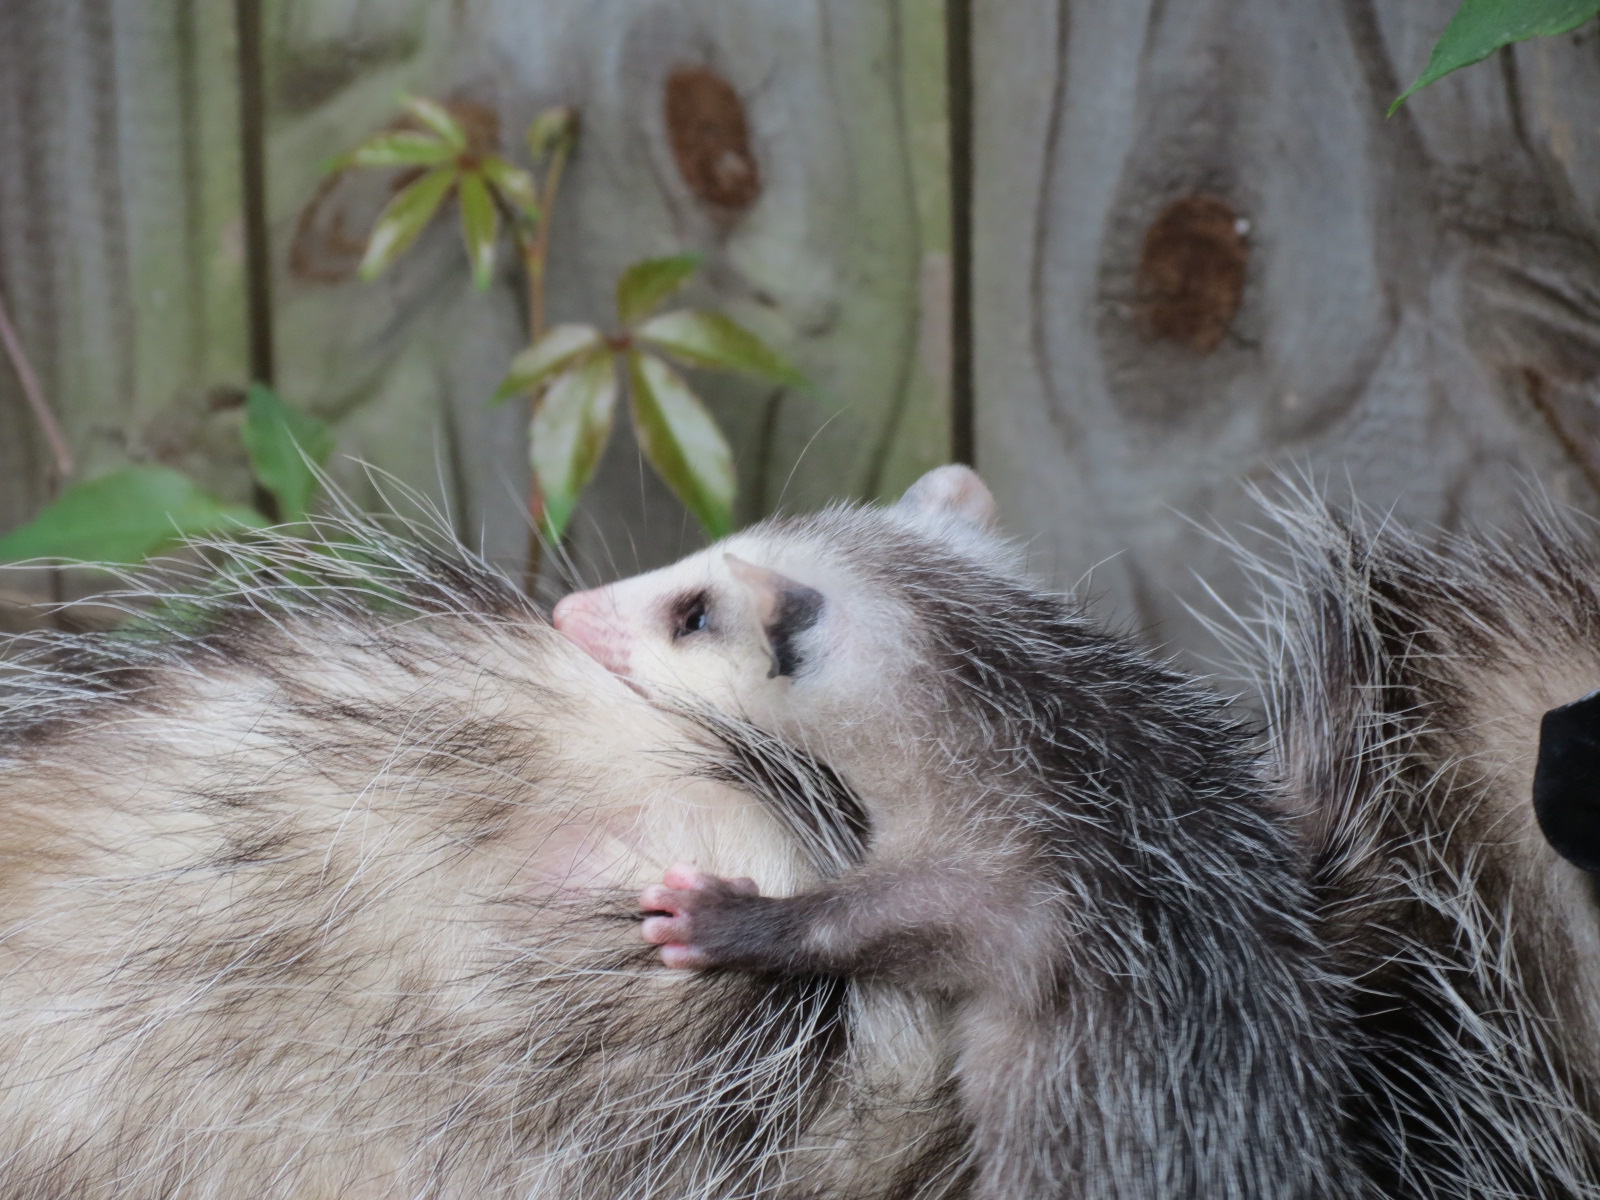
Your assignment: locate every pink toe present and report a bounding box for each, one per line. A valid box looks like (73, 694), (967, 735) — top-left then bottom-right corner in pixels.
(640, 884), (677, 913)
(659, 943), (707, 969)
(662, 862), (708, 891)
(641, 915), (686, 945)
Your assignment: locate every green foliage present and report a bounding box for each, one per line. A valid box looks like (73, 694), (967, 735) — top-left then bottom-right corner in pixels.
(457, 172), (499, 290)
(626, 351), (735, 540)
(530, 352), (618, 540)
(479, 156), (539, 220)
(494, 256), (803, 540)
(340, 96), (807, 546)
(242, 383), (334, 523)
(493, 325), (606, 403)
(637, 310), (807, 385)
(526, 106), (577, 160)
(345, 94), (545, 292)
(616, 254), (703, 326)
(359, 165), (457, 281)
(341, 131), (455, 169)
(401, 95), (468, 150)
(0, 466), (263, 564)
(1393, 0), (1600, 111)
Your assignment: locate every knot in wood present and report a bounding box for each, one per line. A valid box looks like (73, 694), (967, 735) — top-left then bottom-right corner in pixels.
(664, 66), (762, 212)
(1135, 194), (1248, 353)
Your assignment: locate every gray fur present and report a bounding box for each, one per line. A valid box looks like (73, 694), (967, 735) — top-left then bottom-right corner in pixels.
(1224, 492), (1600, 1199)
(581, 474), (1367, 1199)
(0, 524), (964, 1200)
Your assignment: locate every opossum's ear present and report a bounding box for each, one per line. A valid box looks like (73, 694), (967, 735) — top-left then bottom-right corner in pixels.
(724, 555), (824, 678)
(1533, 689), (1600, 873)
(896, 465), (998, 532)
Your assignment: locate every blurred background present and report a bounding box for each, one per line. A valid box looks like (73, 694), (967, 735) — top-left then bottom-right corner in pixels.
(1, 0), (1597, 657)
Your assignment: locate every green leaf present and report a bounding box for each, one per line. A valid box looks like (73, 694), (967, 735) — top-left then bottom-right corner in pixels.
(401, 94), (468, 151)
(615, 254), (703, 327)
(242, 383), (335, 523)
(493, 324), (606, 403)
(1392, 0), (1600, 112)
(358, 165), (458, 281)
(340, 130), (455, 170)
(479, 154), (539, 221)
(0, 466), (265, 564)
(626, 349), (735, 539)
(458, 171), (499, 290)
(530, 352), (619, 539)
(636, 309), (806, 386)
(526, 105), (577, 160)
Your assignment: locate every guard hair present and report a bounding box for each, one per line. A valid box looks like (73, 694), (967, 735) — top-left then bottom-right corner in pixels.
(0, 517), (966, 1200)
(560, 466), (1366, 1199)
(1219, 485), (1600, 1199)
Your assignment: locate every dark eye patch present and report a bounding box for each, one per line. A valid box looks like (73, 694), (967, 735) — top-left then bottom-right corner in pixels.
(669, 590), (714, 640)
(765, 585), (824, 677)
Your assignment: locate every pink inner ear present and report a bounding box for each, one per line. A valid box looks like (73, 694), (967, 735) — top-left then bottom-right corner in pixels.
(724, 554), (787, 623)
(898, 465), (998, 531)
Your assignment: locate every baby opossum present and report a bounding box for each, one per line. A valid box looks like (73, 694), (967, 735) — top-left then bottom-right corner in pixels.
(1226, 495), (1600, 1198)
(0, 524), (965, 1200)
(553, 466), (1363, 1199)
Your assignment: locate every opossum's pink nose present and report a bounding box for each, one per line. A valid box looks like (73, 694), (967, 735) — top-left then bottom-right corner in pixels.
(552, 589), (633, 677)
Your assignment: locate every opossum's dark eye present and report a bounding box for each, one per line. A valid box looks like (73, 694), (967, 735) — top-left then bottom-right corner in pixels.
(671, 591), (712, 640)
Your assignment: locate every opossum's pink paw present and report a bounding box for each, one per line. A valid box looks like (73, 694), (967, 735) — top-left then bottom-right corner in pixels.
(659, 862), (760, 896)
(638, 866), (764, 969)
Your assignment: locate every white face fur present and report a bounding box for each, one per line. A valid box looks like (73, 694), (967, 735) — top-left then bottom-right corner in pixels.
(551, 465), (1001, 741)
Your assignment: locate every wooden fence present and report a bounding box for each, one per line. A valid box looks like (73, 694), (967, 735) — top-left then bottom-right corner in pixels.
(3, 0), (1598, 654)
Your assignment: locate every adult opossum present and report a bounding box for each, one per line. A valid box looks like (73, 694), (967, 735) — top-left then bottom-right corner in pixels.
(553, 466), (1363, 1199)
(0, 525), (964, 1199)
(1229, 496), (1600, 1199)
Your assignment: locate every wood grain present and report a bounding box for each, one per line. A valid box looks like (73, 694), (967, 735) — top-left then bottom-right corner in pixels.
(973, 0), (1600, 658)
(263, 0), (951, 587)
(0, 0), (251, 527)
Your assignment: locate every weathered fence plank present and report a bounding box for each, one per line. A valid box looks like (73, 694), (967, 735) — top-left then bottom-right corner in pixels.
(264, 0), (950, 583)
(0, 0), (251, 526)
(973, 0), (1600, 656)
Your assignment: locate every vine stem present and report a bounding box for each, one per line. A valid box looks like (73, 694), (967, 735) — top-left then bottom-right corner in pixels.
(0, 287), (72, 484)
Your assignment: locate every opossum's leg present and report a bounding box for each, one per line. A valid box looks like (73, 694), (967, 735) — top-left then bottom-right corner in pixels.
(639, 861), (987, 985)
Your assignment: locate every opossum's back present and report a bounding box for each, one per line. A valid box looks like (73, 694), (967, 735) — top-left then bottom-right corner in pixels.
(0, 569), (959, 1198)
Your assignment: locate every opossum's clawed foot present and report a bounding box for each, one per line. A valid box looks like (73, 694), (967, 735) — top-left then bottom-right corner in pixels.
(639, 863), (762, 969)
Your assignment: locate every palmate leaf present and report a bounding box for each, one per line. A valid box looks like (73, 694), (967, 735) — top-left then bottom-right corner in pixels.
(479, 155), (539, 221)
(401, 95), (468, 151)
(1393, 0), (1600, 111)
(241, 383), (334, 523)
(616, 254), (703, 327)
(458, 171), (499, 290)
(493, 324), (606, 403)
(0, 466), (265, 564)
(339, 130), (455, 170)
(359, 165), (458, 281)
(530, 351), (618, 539)
(636, 309), (805, 386)
(626, 349), (734, 539)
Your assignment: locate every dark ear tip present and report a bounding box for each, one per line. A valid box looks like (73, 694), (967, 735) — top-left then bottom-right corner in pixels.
(1533, 689), (1600, 874)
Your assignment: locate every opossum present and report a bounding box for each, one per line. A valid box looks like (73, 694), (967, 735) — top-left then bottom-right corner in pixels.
(1223, 495), (1600, 1198)
(0, 523), (966, 1200)
(553, 466), (1363, 1199)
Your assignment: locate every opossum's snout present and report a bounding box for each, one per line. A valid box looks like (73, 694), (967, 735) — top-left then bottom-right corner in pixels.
(553, 588), (635, 679)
